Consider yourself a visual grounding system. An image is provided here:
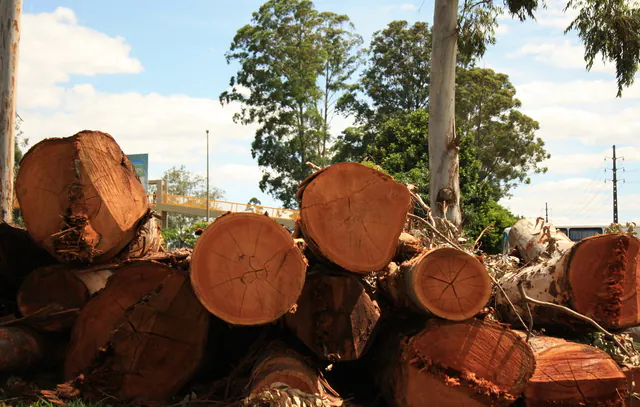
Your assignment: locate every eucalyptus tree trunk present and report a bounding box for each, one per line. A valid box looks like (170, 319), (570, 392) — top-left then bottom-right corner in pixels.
(428, 0), (462, 227)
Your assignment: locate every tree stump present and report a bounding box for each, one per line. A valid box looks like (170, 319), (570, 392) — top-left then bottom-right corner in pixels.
(296, 162), (411, 274)
(15, 130), (150, 264)
(190, 212), (306, 326)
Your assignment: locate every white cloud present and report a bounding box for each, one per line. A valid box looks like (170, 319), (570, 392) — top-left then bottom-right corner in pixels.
(507, 40), (614, 75)
(495, 24), (510, 35)
(516, 79), (640, 107)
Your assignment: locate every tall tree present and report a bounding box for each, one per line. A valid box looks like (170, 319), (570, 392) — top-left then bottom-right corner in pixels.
(220, 0), (362, 208)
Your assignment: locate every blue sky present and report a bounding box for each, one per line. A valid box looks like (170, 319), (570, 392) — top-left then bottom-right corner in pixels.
(17, 0), (640, 226)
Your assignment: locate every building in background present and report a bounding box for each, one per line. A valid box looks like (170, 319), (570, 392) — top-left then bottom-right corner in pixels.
(127, 154), (149, 192)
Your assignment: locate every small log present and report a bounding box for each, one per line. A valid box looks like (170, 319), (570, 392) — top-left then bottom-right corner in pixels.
(508, 218), (574, 263)
(377, 319), (536, 407)
(83, 269), (209, 402)
(296, 162), (411, 274)
(190, 212), (306, 326)
(497, 233), (640, 331)
(378, 247), (491, 321)
(395, 232), (424, 262)
(64, 261), (172, 380)
(15, 130), (150, 264)
(285, 270), (381, 362)
(520, 334), (627, 406)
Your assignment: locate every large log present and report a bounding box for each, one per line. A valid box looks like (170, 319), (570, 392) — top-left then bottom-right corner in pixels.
(64, 261), (172, 380)
(296, 162), (411, 274)
(82, 269), (209, 402)
(285, 270), (381, 362)
(521, 334), (627, 406)
(508, 218), (574, 263)
(378, 247), (491, 321)
(190, 212), (306, 326)
(15, 130), (150, 264)
(378, 319), (536, 407)
(497, 233), (640, 331)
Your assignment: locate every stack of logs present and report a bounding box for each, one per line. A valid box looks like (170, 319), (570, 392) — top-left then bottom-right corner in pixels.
(1, 129), (639, 407)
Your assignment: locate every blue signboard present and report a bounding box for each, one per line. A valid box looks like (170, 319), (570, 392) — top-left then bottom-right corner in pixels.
(127, 154), (149, 192)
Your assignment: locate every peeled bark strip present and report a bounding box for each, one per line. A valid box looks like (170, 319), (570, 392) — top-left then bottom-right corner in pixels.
(285, 270), (381, 362)
(15, 130), (150, 264)
(296, 162), (411, 274)
(191, 212), (306, 326)
(521, 334), (627, 406)
(16, 265), (89, 331)
(508, 218), (575, 263)
(84, 270), (209, 402)
(378, 319), (536, 407)
(64, 261), (171, 380)
(497, 233), (640, 331)
(379, 248), (491, 321)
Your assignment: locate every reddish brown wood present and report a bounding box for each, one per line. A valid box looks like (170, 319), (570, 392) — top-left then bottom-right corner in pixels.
(297, 162), (411, 274)
(0, 326), (44, 373)
(285, 270), (381, 362)
(378, 319), (536, 407)
(190, 212), (306, 326)
(623, 366), (640, 406)
(15, 130), (150, 264)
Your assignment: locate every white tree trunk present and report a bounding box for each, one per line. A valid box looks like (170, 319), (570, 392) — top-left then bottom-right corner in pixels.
(429, 0), (461, 227)
(508, 218), (575, 263)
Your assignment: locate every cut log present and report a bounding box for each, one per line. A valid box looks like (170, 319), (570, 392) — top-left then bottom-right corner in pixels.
(285, 270), (381, 362)
(508, 218), (575, 263)
(377, 319), (536, 407)
(520, 334), (627, 406)
(190, 212), (306, 326)
(497, 233), (640, 331)
(64, 261), (171, 380)
(15, 130), (150, 264)
(378, 247), (491, 321)
(395, 232), (424, 263)
(0, 326), (45, 373)
(16, 265), (89, 331)
(83, 269), (209, 402)
(296, 162), (411, 274)
(117, 214), (164, 260)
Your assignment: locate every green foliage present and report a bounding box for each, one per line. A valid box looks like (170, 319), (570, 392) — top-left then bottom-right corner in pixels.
(220, 0), (362, 208)
(457, 0), (503, 66)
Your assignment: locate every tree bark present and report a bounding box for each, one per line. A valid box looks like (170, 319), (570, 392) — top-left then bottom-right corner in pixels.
(117, 213), (164, 260)
(15, 130), (150, 264)
(496, 233), (640, 331)
(190, 212), (306, 326)
(377, 319), (535, 407)
(395, 232), (424, 263)
(428, 0), (462, 227)
(519, 334), (627, 406)
(285, 269), (381, 362)
(508, 218), (575, 263)
(378, 247), (491, 321)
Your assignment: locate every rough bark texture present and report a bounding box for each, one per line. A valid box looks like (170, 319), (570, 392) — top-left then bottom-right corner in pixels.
(296, 162), (411, 274)
(378, 319), (536, 407)
(497, 233), (640, 331)
(520, 334), (627, 407)
(64, 261), (172, 380)
(82, 270), (209, 403)
(190, 212), (306, 326)
(379, 248), (491, 321)
(15, 130), (150, 264)
(16, 265), (89, 331)
(117, 213), (164, 260)
(428, 0), (462, 227)
(508, 218), (575, 263)
(285, 270), (381, 362)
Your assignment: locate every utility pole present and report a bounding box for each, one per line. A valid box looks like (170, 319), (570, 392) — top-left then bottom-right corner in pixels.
(0, 0), (22, 224)
(612, 145), (619, 224)
(206, 129), (210, 222)
(545, 202), (549, 223)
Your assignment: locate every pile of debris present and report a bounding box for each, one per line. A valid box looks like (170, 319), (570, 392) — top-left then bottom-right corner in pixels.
(0, 130), (639, 407)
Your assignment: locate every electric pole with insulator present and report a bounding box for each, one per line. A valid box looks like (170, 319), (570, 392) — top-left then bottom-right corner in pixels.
(612, 145), (619, 224)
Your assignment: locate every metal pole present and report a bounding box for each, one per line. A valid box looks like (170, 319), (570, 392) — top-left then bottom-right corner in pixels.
(612, 144), (618, 224)
(0, 0), (22, 224)
(206, 129), (210, 222)
(545, 202), (548, 223)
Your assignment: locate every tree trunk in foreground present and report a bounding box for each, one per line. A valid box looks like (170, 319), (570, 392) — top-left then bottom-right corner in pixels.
(378, 247), (491, 321)
(83, 270), (209, 402)
(15, 130), (150, 264)
(428, 0), (462, 227)
(64, 261), (172, 380)
(296, 162), (411, 274)
(497, 233), (640, 331)
(508, 218), (575, 263)
(285, 270), (381, 362)
(378, 319), (535, 407)
(190, 212), (306, 326)
(519, 333), (627, 406)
